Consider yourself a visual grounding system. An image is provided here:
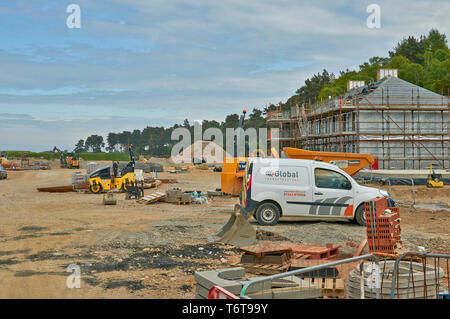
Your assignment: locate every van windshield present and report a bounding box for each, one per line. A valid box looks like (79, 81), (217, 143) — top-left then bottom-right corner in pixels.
(314, 168), (352, 190)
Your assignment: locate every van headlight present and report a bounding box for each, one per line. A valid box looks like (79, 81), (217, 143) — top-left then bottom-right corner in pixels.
(379, 190), (389, 197)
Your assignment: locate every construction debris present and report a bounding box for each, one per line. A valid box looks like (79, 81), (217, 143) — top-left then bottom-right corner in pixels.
(189, 191), (209, 204)
(2, 158), (51, 170)
(195, 267), (322, 299)
(195, 163), (209, 170)
(156, 178), (178, 184)
(37, 185), (76, 192)
(233, 242), (342, 276)
(118, 161), (163, 173)
(353, 239), (368, 257)
(300, 277), (345, 299)
(366, 197), (403, 255)
(278, 243), (340, 260)
(143, 180), (162, 189)
(163, 188), (192, 205)
(206, 190), (230, 197)
(347, 260), (444, 299)
(137, 192), (166, 204)
(229, 262), (291, 276)
(102, 193), (117, 205)
(169, 140), (232, 165)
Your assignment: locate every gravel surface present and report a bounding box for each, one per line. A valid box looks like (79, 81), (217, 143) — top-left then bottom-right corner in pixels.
(0, 167), (448, 298)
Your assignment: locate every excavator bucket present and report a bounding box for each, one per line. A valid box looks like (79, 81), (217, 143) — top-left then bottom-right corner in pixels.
(207, 204), (256, 247)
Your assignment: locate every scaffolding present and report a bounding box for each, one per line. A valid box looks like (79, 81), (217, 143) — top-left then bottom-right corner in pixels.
(267, 76), (450, 169)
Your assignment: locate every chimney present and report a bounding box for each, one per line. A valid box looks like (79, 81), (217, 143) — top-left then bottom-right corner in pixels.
(347, 80), (365, 92)
(377, 68), (398, 81)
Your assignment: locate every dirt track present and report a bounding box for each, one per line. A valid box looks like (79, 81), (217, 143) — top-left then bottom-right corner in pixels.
(0, 166), (448, 298)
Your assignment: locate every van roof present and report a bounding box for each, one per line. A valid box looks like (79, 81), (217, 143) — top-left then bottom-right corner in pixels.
(248, 157), (342, 170)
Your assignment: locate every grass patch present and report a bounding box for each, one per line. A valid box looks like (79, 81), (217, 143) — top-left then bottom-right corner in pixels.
(76, 152), (129, 161)
(4, 151), (129, 161)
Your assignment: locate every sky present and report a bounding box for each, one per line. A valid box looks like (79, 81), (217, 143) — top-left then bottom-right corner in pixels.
(0, 0), (449, 151)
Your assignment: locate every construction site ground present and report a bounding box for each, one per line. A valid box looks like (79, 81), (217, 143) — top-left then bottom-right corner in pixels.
(0, 166), (449, 298)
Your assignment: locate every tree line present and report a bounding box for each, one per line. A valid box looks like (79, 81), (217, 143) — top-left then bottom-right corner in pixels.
(74, 108), (267, 157)
(74, 29), (448, 157)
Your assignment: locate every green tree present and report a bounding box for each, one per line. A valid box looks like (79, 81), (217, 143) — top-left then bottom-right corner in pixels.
(74, 139), (85, 153)
(85, 135), (105, 153)
(295, 69), (333, 104)
(424, 29), (447, 52)
(106, 133), (118, 152)
(389, 36), (425, 64)
(245, 108), (266, 129)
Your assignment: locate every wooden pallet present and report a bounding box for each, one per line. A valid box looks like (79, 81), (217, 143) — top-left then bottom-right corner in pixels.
(230, 262), (291, 275)
(137, 192), (166, 204)
(300, 277), (345, 299)
(247, 242), (340, 261)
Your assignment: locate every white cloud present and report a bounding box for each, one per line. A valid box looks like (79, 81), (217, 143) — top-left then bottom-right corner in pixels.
(0, 0), (448, 150)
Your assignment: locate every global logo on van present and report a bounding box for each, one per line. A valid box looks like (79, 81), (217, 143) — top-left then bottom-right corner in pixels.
(265, 170), (299, 178)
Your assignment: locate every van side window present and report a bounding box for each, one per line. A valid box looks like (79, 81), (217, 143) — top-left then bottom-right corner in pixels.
(314, 168), (352, 190)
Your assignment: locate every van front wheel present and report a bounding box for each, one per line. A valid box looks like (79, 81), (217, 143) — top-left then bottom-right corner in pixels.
(354, 205), (366, 226)
(255, 203), (280, 226)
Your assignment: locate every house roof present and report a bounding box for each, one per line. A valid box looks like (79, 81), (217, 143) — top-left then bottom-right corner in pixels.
(347, 76), (446, 106)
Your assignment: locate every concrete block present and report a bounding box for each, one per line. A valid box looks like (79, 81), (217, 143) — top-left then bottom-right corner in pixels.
(195, 284), (211, 299)
(181, 193), (192, 202)
(217, 267), (246, 280)
(195, 267), (322, 299)
(247, 286), (322, 299)
(347, 260), (443, 299)
(194, 268), (244, 295)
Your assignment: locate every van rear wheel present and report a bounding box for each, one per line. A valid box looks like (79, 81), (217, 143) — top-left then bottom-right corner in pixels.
(255, 203), (280, 226)
(354, 205), (366, 226)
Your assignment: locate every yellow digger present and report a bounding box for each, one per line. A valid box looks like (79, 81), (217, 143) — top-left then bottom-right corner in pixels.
(426, 163), (444, 188)
(88, 145), (136, 193)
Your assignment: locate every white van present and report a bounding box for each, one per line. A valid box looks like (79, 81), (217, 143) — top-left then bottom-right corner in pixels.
(240, 158), (394, 226)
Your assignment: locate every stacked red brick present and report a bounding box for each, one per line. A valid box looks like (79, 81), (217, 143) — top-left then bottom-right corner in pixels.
(365, 197), (402, 254)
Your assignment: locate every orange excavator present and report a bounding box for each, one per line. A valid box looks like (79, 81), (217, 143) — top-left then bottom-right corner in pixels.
(282, 147), (374, 176)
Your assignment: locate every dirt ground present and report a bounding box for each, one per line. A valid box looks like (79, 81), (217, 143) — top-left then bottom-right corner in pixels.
(0, 166), (448, 298)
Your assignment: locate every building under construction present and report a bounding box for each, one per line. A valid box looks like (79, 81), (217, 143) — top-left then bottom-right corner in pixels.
(267, 69), (449, 169)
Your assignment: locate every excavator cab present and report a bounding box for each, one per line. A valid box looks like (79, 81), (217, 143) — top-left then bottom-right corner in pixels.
(70, 154), (80, 169)
(65, 152), (80, 169)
